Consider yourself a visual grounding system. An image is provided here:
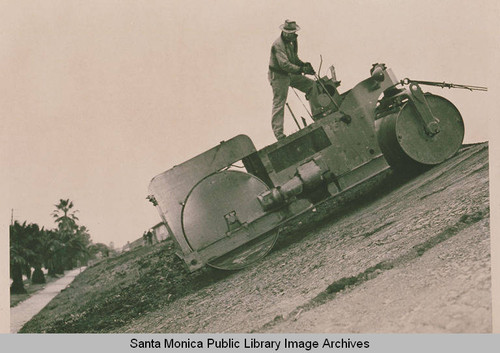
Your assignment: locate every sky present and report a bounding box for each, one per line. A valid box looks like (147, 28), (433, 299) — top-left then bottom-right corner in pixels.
(1, 0), (499, 251)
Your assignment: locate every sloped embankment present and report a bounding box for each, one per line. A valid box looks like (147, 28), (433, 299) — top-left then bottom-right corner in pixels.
(19, 242), (231, 333)
(20, 143), (491, 333)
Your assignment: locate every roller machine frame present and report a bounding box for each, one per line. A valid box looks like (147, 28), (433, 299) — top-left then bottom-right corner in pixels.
(147, 63), (483, 272)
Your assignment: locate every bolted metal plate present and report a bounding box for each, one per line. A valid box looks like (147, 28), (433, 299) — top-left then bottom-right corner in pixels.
(378, 93), (464, 167)
(181, 170), (281, 269)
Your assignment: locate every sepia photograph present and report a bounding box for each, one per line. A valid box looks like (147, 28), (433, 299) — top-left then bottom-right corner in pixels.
(2, 0), (498, 340)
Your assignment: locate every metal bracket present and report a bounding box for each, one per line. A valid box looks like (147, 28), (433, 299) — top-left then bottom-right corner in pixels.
(182, 251), (203, 272)
(407, 83), (440, 136)
(224, 211), (242, 233)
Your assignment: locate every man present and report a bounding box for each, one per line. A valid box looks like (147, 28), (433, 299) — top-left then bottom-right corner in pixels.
(268, 20), (316, 140)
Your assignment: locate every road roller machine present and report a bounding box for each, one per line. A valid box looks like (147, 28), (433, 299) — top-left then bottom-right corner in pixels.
(148, 63), (485, 272)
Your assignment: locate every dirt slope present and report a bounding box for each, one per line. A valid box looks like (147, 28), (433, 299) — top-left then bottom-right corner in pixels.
(20, 143), (491, 333)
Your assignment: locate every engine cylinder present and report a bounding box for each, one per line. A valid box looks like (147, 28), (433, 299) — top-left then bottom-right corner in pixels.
(257, 160), (328, 211)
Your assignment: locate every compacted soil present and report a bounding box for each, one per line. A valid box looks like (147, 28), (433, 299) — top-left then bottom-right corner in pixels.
(20, 143), (491, 333)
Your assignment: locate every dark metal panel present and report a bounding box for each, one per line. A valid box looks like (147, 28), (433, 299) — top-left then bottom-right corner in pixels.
(148, 135), (257, 256)
(260, 69), (398, 190)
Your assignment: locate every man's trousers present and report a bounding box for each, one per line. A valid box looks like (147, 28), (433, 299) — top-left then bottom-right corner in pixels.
(269, 71), (314, 139)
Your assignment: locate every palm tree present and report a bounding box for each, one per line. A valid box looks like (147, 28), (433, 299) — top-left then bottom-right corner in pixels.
(10, 221), (35, 294)
(52, 199), (79, 234)
(51, 199), (92, 270)
(42, 229), (64, 277)
(10, 221), (51, 289)
(75, 226), (92, 265)
(64, 226), (91, 268)
(52, 199), (79, 270)
(24, 223), (46, 284)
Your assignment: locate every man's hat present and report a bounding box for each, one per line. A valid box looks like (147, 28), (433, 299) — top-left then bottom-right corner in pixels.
(280, 20), (300, 33)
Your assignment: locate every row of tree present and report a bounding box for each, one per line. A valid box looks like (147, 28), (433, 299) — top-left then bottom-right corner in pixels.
(10, 199), (113, 294)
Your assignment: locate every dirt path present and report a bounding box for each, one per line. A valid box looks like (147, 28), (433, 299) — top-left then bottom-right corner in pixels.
(263, 218), (491, 333)
(10, 268), (85, 333)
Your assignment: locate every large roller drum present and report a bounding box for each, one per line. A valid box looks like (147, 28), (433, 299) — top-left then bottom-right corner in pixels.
(377, 93), (464, 170)
(181, 170), (281, 270)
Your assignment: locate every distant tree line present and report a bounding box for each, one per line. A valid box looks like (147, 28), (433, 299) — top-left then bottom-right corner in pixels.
(10, 199), (114, 294)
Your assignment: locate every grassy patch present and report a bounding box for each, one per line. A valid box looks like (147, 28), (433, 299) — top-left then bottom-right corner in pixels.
(412, 209), (488, 257)
(20, 240), (230, 333)
(323, 261), (394, 296)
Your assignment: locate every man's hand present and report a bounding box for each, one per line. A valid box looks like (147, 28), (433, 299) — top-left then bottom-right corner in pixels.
(302, 62), (316, 75)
